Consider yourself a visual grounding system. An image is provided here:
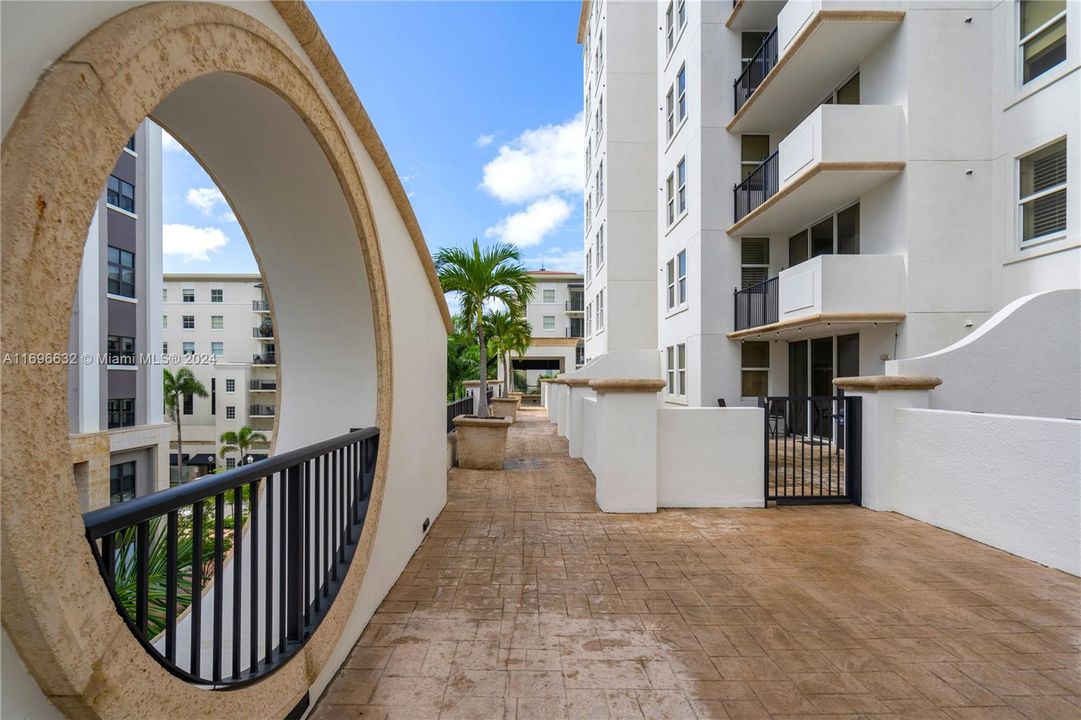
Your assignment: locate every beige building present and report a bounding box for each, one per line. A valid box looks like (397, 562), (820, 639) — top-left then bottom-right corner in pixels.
(498, 269), (585, 390)
(162, 273), (277, 474)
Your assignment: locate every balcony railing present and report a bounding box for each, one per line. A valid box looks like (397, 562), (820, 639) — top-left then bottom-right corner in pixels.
(253, 353), (276, 366)
(82, 426), (380, 688)
(734, 150), (779, 222)
(250, 379), (277, 391)
(253, 326), (274, 339)
(733, 27), (777, 113)
(733, 276), (779, 331)
(252, 300), (270, 312)
(446, 395), (474, 433)
(249, 404), (276, 417)
(566, 298), (584, 311)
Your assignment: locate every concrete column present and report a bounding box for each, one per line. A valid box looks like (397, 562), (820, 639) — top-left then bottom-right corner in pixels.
(540, 378), (551, 409)
(555, 382), (571, 438)
(565, 378), (592, 458)
(834, 375), (942, 512)
(590, 378), (666, 513)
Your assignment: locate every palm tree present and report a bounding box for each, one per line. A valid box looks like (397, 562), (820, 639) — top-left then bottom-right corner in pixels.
(485, 309), (532, 396)
(435, 240), (534, 417)
(219, 425), (268, 468)
(163, 367), (208, 482)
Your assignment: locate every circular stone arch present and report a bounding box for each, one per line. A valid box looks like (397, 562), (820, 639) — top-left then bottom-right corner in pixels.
(1, 4), (393, 717)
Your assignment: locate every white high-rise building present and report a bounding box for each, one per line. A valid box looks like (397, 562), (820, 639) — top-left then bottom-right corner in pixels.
(580, 0), (1078, 406)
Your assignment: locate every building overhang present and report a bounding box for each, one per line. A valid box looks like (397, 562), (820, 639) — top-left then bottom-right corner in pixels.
(726, 0), (786, 31)
(727, 312), (906, 341)
(576, 0), (592, 45)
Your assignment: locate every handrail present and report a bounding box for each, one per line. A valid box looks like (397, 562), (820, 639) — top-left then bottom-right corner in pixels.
(733, 149), (779, 221)
(733, 27), (778, 114)
(733, 275), (779, 331)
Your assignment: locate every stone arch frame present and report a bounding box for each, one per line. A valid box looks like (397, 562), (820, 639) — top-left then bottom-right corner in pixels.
(1, 4), (395, 717)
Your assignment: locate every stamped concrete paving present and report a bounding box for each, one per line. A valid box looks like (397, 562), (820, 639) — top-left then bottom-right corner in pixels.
(312, 408), (1081, 719)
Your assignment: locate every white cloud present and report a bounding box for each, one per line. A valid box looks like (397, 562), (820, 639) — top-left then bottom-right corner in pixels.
(186, 186), (227, 216)
(162, 132), (184, 153)
(474, 133), (495, 149)
(481, 114), (583, 204)
(219, 210), (238, 224)
(523, 247), (584, 274)
(484, 196), (572, 248)
(163, 224), (229, 263)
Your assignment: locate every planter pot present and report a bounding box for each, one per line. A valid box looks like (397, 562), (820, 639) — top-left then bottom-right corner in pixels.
(453, 415), (513, 470)
(507, 391), (523, 402)
(490, 397), (519, 422)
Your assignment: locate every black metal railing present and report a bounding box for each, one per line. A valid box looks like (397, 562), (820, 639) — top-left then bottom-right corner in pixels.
(253, 326), (274, 338)
(250, 379), (277, 392)
(734, 27), (777, 113)
(249, 404), (276, 417)
(252, 300), (270, 312)
(253, 353), (277, 366)
(446, 396), (475, 433)
(760, 395), (861, 505)
(734, 150), (779, 221)
(83, 427), (380, 689)
(733, 276), (779, 331)
(566, 298), (584, 311)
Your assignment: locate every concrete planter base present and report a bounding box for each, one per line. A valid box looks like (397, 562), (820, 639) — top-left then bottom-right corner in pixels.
(453, 415), (513, 470)
(489, 397), (520, 422)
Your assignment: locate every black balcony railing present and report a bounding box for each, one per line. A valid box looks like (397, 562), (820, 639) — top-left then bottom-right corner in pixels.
(253, 325), (274, 338)
(252, 300), (270, 312)
(253, 353), (276, 365)
(734, 27), (778, 113)
(734, 150), (779, 222)
(733, 276), (779, 331)
(446, 395), (474, 433)
(250, 379), (277, 391)
(83, 426), (380, 688)
(566, 298), (584, 311)
(249, 404), (276, 417)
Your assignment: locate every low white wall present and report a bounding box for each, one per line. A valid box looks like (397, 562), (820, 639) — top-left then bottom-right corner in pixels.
(656, 408), (764, 507)
(893, 408), (1080, 576)
(889, 289), (1081, 419)
(581, 396), (599, 475)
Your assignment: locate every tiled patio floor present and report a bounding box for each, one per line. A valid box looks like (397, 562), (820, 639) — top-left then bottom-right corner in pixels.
(312, 409), (1081, 719)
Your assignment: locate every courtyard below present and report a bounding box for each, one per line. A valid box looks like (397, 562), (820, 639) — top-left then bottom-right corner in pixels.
(314, 409), (1080, 719)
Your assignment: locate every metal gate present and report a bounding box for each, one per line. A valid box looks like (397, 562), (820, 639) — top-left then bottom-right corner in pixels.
(760, 395), (862, 505)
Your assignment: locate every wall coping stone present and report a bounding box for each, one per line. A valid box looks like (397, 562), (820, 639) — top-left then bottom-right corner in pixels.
(834, 375), (943, 391)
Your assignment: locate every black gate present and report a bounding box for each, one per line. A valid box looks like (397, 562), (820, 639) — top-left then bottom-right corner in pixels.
(760, 395), (862, 505)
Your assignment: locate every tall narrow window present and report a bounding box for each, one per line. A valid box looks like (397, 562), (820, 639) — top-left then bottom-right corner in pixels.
(676, 250), (687, 305)
(586, 249), (592, 279)
(1020, 0), (1066, 83)
(110, 461), (136, 505)
(666, 173), (675, 226)
(107, 246), (135, 298)
(598, 95), (604, 139)
(106, 175), (135, 213)
(597, 224), (605, 267)
(677, 0), (686, 30)
(597, 289), (605, 330)
(741, 238), (770, 289)
(1019, 138), (1067, 245)
(665, 2), (674, 54)
(741, 135), (770, 179)
(677, 65), (687, 122)
(666, 344), (686, 398)
(741, 342), (770, 398)
(666, 87), (675, 139)
(597, 159), (605, 202)
(182, 392), (194, 415)
(666, 259), (676, 310)
(677, 157), (687, 215)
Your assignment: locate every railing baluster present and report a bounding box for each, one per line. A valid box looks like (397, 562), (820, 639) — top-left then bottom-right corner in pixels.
(323, 453), (330, 597)
(249, 479), (259, 674)
(191, 502), (203, 677)
(166, 510), (178, 663)
(264, 475), (274, 665)
(231, 486), (243, 680)
(135, 521), (149, 634)
(314, 456), (322, 614)
(213, 493), (225, 683)
(303, 459), (311, 627)
(278, 470), (287, 651)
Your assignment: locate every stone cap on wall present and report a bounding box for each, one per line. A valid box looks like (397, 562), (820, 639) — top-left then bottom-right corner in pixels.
(463, 379), (502, 386)
(452, 414), (513, 428)
(589, 378), (668, 394)
(833, 375), (943, 391)
(564, 378), (592, 387)
(548, 377), (569, 385)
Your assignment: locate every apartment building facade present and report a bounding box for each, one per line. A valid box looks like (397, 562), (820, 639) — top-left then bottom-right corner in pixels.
(162, 273), (277, 473)
(67, 120), (170, 512)
(580, 0), (1078, 407)
(497, 270), (586, 389)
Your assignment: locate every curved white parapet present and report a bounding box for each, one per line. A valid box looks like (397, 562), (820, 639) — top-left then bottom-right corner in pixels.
(888, 289), (1081, 419)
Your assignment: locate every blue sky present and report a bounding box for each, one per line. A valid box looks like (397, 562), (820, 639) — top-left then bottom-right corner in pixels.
(163, 1), (584, 275)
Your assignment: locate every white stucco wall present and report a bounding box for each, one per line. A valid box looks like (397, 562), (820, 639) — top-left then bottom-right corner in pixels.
(893, 408), (1080, 576)
(581, 395), (599, 474)
(656, 408), (764, 507)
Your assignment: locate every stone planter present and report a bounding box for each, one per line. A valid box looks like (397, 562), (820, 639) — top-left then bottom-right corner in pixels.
(453, 415), (513, 470)
(489, 396), (519, 422)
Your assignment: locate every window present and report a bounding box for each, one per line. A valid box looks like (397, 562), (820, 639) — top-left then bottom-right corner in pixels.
(107, 398), (135, 428)
(182, 288), (194, 303)
(677, 157), (687, 215)
(666, 173), (675, 226)
(741, 342), (770, 398)
(163, 288), (167, 301)
(597, 224), (605, 267)
(586, 303), (593, 336)
(788, 203), (860, 262)
(1019, 138), (1067, 245)
(677, 0), (686, 30)
(666, 344), (686, 398)
(822, 73), (860, 105)
(107, 335), (135, 366)
(107, 246), (135, 297)
(1020, 0), (1066, 84)
(586, 139), (591, 175)
(182, 392), (193, 415)
(225, 378), (236, 393)
(211, 315), (223, 329)
(741, 135), (770, 179)
(677, 65), (687, 123)
(125, 135), (136, 152)
(665, 2), (674, 54)
(597, 289), (605, 330)
(666, 87), (675, 139)
(226, 458), (237, 470)
(162, 341), (168, 355)
(226, 406), (236, 420)
(210, 377), (216, 416)
(182, 341), (195, 355)
(211, 288), (223, 303)
(586, 249), (592, 280)
(586, 193), (592, 226)
(543, 315), (556, 330)
(598, 95), (604, 140)
(598, 30), (604, 69)
(110, 461), (136, 505)
(162, 315), (168, 329)
(742, 31), (769, 65)
(543, 288), (556, 303)
(107, 175), (135, 213)
(665, 251), (687, 310)
(211, 341), (223, 357)
(741, 238), (770, 289)
(182, 315), (194, 329)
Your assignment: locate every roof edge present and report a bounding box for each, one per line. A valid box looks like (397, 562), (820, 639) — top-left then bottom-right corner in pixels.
(576, 1), (591, 45)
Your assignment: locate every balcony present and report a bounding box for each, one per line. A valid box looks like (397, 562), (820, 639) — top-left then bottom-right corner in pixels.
(729, 1), (904, 133)
(253, 324), (274, 340)
(566, 297), (584, 313)
(249, 379), (277, 391)
(252, 352), (277, 366)
(731, 104), (904, 236)
(734, 28), (778, 114)
(729, 253), (906, 339)
(726, 0), (786, 32)
(249, 404), (276, 417)
(252, 299), (270, 312)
